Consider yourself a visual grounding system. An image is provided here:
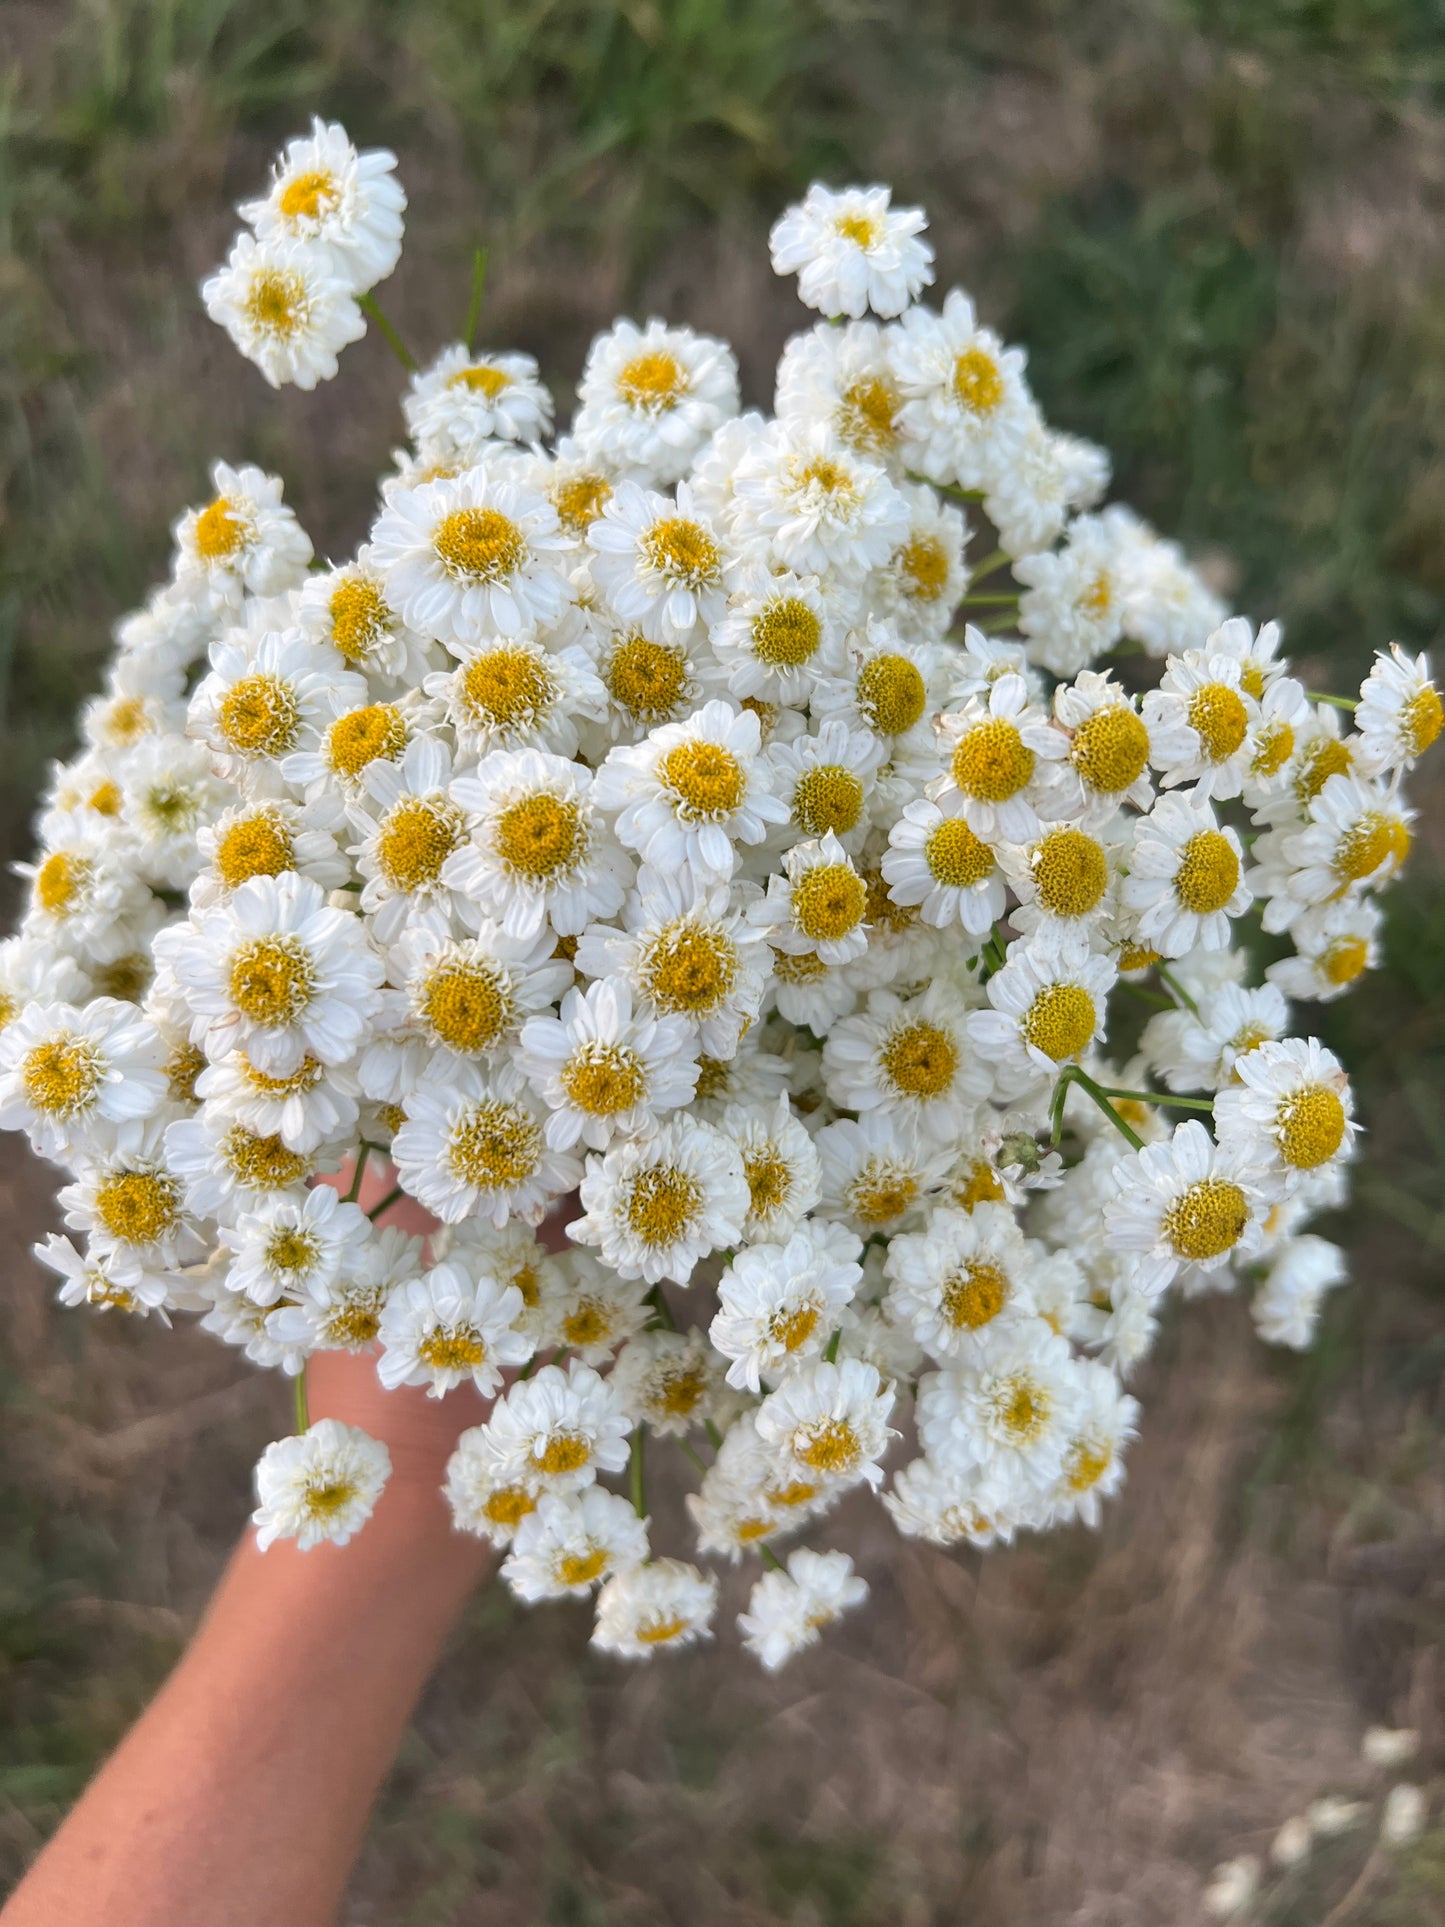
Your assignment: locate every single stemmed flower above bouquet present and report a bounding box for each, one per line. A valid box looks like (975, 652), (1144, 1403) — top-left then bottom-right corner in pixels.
(1, 127), (1436, 1669)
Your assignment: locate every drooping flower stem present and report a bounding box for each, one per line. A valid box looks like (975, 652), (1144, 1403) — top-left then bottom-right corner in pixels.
(1050, 1064), (1146, 1152)
(358, 291), (419, 372)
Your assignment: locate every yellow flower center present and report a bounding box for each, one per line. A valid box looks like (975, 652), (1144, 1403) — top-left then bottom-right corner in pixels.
(924, 816), (995, 889)
(1187, 682), (1249, 763)
(449, 363), (512, 397)
(448, 1100), (542, 1190)
(659, 740), (745, 820)
(856, 653), (926, 736)
(325, 1299), (383, 1348)
(615, 350), (687, 410)
(796, 1419), (861, 1475)
(1173, 830), (1240, 914)
(377, 796), (463, 891)
(302, 1477), (359, 1520)
(656, 1365), (708, 1418)
(267, 1227), (320, 1275)
(952, 718), (1035, 802)
(1333, 812), (1406, 885)
(219, 674), (301, 756)
(1251, 721), (1294, 777)
(461, 647), (559, 731)
(864, 864), (918, 934)
(328, 576), (390, 664)
(605, 634), (691, 722)
(792, 862), (867, 942)
(848, 1159), (918, 1227)
(1295, 735), (1352, 804)
(224, 1127), (309, 1190)
(562, 1299), (610, 1347)
(897, 534), (950, 602)
(92, 955), (151, 1003)
(952, 347), (1004, 414)
(694, 1055), (730, 1102)
(637, 1614), (690, 1646)
(422, 962), (512, 1053)
(993, 1372), (1050, 1443)
(553, 473), (612, 531)
(93, 1163), (180, 1240)
(494, 793), (582, 879)
(1032, 827), (1108, 919)
(214, 812), (295, 889)
(752, 596), (822, 667)
(562, 1043), (646, 1117)
(1020, 983), (1096, 1062)
(770, 1303), (820, 1353)
(278, 168), (339, 221)
(419, 1326), (487, 1373)
(1079, 572), (1113, 619)
(834, 210), (881, 247)
(1118, 940), (1163, 972)
(880, 1019), (958, 1098)
(87, 779), (123, 816)
(1070, 705), (1149, 794)
(838, 375), (899, 452)
(1276, 1085), (1346, 1169)
(1239, 663), (1267, 701)
(536, 1431), (593, 1475)
(1321, 935), (1369, 986)
(484, 1485), (537, 1528)
(327, 704), (407, 779)
(641, 920), (737, 1014)
(793, 764), (864, 837)
(35, 850), (89, 915)
(620, 1163), (702, 1250)
(558, 1548), (608, 1587)
(22, 1037), (100, 1118)
(228, 937), (315, 1025)
(244, 270), (306, 339)
(640, 517), (720, 586)
(193, 496), (245, 559)
(1401, 683), (1443, 755)
(1065, 1438), (1113, 1493)
(166, 1042), (206, 1103)
(744, 1149), (793, 1219)
(432, 507), (526, 582)
(953, 1157), (1005, 1211)
(1162, 1178), (1249, 1260)
(770, 948), (829, 985)
(796, 456), (855, 498)
(942, 1261), (1009, 1329)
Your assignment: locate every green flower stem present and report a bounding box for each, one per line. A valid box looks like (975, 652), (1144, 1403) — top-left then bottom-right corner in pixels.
(643, 1282), (678, 1332)
(959, 592), (1021, 609)
(823, 1327), (841, 1364)
(1049, 1065), (1145, 1152)
(630, 1426), (647, 1520)
(1312, 692), (1357, 712)
(759, 1543), (785, 1573)
(676, 1436), (708, 1475)
(517, 1352), (539, 1382)
(366, 1183), (403, 1221)
(463, 247), (488, 352)
(1118, 981), (1175, 1010)
(967, 546), (1012, 585)
(703, 1418), (724, 1451)
(1157, 964), (1200, 1016)
(293, 1364), (309, 1435)
(343, 1149), (369, 1205)
(358, 291), (419, 372)
(1095, 1085), (1214, 1112)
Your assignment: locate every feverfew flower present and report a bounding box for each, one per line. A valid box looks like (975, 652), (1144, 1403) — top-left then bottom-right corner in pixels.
(592, 1559), (718, 1659)
(251, 1419), (391, 1551)
(709, 1225), (863, 1392)
(755, 1356), (897, 1492)
(461, 1361), (632, 1494)
(1102, 1119), (1272, 1296)
(517, 976), (698, 1152)
(573, 318), (740, 486)
(749, 833), (871, 967)
(729, 420), (910, 581)
(0, 998), (166, 1160)
(202, 233), (365, 390)
(501, 1488), (649, 1602)
(738, 1548), (868, 1671)
(403, 344), (555, 462)
(391, 1058), (580, 1227)
(769, 184), (932, 320)
(893, 290), (1033, 488)
(222, 1182), (372, 1307)
(884, 1203), (1035, 1361)
(930, 672), (1067, 843)
(1142, 647), (1261, 800)
(1213, 1037), (1357, 1194)
(1122, 793), (1251, 957)
(376, 1260), (530, 1397)
(586, 481), (730, 647)
(239, 117), (405, 293)
(1355, 643), (1442, 774)
(171, 463), (312, 614)
(569, 1115), (749, 1284)
(882, 797), (1005, 934)
(967, 933), (1116, 1086)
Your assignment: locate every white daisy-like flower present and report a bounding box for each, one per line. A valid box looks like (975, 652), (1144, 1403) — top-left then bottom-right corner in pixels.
(1241, 675), (1312, 809)
(883, 1455), (1017, 1549)
(866, 481), (968, 645)
(0, 937), (89, 1036)
(155, 872), (383, 1075)
(916, 1320), (1087, 1495)
(982, 415), (1110, 559)
(610, 1327), (729, 1436)
(171, 463), (313, 614)
(459, 1360), (633, 1497)
(1213, 1036), (1356, 1193)
(814, 1113), (953, 1239)
(1142, 981), (1291, 1094)
(1101, 1117), (1273, 1295)
(444, 748), (631, 941)
(35, 1231), (172, 1319)
(710, 1223), (862, 1392)
(423, 633), (606, 765)
(586, 480), (730, 646)
(202, 232), (365, 390)
(592, 1558), (718, 1659)
(16, 839), (156, 965)
(823, 979), (984, 1137)
(573, 868), (770, 1061)
(715, 1094), (823, 1244)
(294, 549), (432, 685)
(892, 290), (1033, 488)
(1252, 1233), (1347, 1350)
(774, 319), (906, 464)
(755, 1356), (897, 1492)
(251, 1419), (391, 1552)
(1045, 1359), (1140, 1527)
(593, 699), (787, 884)
(1001, 822), (1118, 943)
(1141, 647), (1262, 800)
(119, 735), (232, 892)
(881, 795), (1006, 935)
(281, 698), (416, 831)
(188, 625), (368, 783)
(1049, 670), (1156, 824)
(376, 1260), (531, 1398)
(710, 565), (846, 706)
(239, 117), (404, 293)
(193, 1048), (359, 1155)
(766, 719), (884, 853)
(1254, 771), (1413, 933)
(1355, 643), (1443, 775)
(0, 998), (166, 1160)
(163, 1112), (315, 1222)
(369, 469), (576, 654)
(391, 1057), (580, 1227)
(572, 317), (740, 486)
(569, 1114), (749, 1285)
(1265, 896), (1382, 1004)
(501, 1487), (650, 1602)
(967, 932), (1116, 1084)
(439, 1217), (567, 1349)
(266, 1223), (421, 1355)
(1014, 510), (1133, 677)
(532, 436), (620, 539)
(1122, 792), (1252, 957)
(929, 671), (1067, 843)
(769, 183), (932, 319)
(517, 976), (697, 1152)
(538, 1251), (650, 1365)
(441, 1438), (544, 1546)
(809, 619), (941, 763)
(580, 605), (726, 744)
(728, 420), (911, 581)
(403, 343), (555, 462)
(350, 734), (472, 943)
(57, 1119), (204, 1290)
(221, 1181), (372, 1308)
(883, 1202), (1037, 1361)
(738, 1547), (869, 1672)
(749, 832), (871, 967)
(192, 798), (348, 911)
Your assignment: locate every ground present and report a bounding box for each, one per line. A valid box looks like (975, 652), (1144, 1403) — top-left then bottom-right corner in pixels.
(1, 3), (1443, 1920)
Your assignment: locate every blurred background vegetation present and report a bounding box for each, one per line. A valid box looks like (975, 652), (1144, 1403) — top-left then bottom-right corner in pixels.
(1, 1), (1443, 1920)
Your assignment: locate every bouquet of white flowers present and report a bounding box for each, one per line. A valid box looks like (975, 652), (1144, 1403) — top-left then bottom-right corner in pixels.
(2, 123), (1435, 1670)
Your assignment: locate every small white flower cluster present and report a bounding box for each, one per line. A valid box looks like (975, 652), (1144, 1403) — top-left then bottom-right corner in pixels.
(3, 144), (1437, 1671)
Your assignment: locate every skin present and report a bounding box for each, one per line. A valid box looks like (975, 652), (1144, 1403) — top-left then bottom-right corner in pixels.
(1, 1159), (539, 1927)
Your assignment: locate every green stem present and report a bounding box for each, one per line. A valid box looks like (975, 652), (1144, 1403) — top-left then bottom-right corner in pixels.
(1095, 1085), (1213, 1112)
(676, 1436), (708, 1475)
(343, 1150), (369, 1205)
(823, 1328), (841, 1365)
(759, 1543), (785, 1573)
(367, 1183), (403, 1221)
(1050, 1065), (1145, 1152)
(1312, 692), (1357, 712)
(293, 1364), (309, 1435)
(1157, 965), (1200, 1016)
(517, 1352), (539, 1381)
(629, 1426), (647, 1520)
(463, 247), (488, 352)
(967, 546), (1012, 585)
(703, 1419), (724, 1451)
(959, 593), (1021, 609)
(358, 291), (419, 373)
(1118, 981), (1175, 1010)
(643, 1283), (678, 1332)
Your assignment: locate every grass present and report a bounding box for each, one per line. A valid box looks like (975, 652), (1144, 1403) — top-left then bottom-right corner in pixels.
(0, 1), (1443, 1919)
